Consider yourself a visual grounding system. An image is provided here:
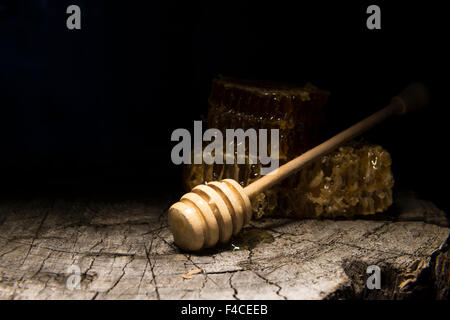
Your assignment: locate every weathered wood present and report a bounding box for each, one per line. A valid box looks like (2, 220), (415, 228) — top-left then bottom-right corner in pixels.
(0, 192), (448, 300)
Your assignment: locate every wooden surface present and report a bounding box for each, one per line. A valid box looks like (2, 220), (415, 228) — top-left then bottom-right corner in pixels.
(0, 192), (448, 300)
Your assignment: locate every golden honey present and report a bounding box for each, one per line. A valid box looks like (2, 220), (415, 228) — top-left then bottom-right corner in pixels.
(183, 78), (393, 219)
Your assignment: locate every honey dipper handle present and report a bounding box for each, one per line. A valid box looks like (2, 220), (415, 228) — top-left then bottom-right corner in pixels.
(390, 82), (430, 115)
(244, 83), (429, 199)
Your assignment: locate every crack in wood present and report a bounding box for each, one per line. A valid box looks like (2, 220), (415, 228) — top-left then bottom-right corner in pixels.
(0, 196), (448, 300)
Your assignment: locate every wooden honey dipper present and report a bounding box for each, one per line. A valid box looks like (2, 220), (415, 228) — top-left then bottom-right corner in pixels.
(169, 83), (429, 251)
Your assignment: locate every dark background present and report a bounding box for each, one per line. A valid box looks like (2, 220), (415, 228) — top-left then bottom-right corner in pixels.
(0, 1), (448, 211)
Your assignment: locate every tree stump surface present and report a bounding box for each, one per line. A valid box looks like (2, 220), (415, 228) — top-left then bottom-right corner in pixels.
(0, 192), (448, 300)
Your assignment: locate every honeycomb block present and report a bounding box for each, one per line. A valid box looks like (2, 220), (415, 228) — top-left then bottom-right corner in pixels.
(183, 78), (394, 219)
(280, 142), (394, 218)
(184, 142), (394, 219)
(208, 77), (330, 160)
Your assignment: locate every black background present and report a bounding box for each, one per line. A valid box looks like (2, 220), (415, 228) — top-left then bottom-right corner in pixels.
(1, 299), (447, 318)
(0, 1), (448, 211)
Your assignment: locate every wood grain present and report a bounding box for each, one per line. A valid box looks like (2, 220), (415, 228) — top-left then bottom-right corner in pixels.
(0, 192), (448, 300)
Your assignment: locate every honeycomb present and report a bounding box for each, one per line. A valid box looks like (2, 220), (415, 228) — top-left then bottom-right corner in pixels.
(207, 77), (330, 160)
(278, 142), (394, 218)
(183, 77), (394, 219)
(184, 142), (394, 219)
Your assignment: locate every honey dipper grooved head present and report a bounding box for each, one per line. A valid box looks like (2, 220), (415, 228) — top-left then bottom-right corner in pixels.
(168, 179), (252, 251)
